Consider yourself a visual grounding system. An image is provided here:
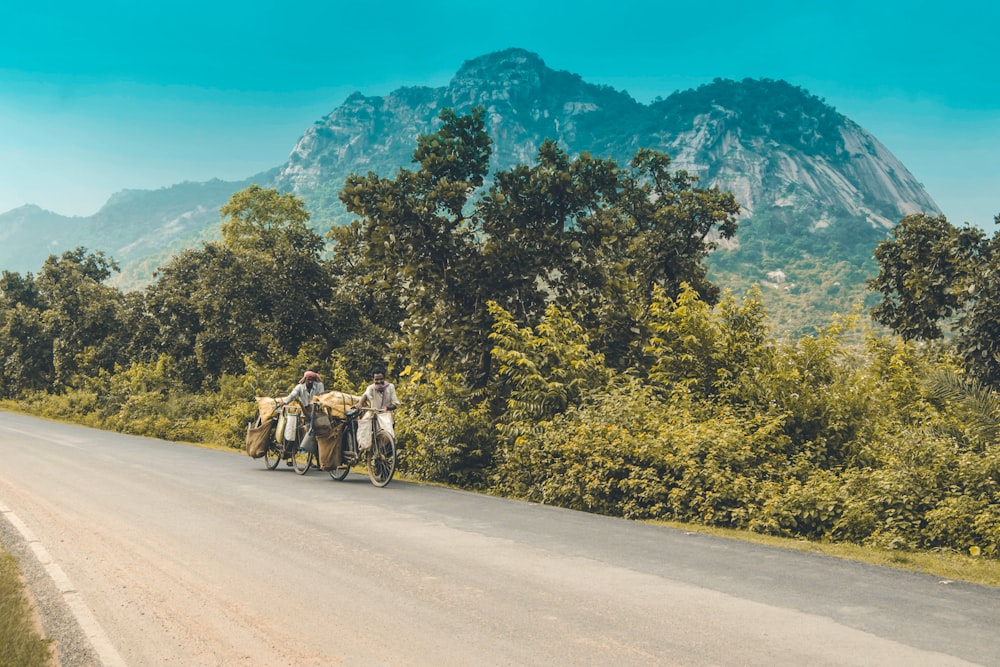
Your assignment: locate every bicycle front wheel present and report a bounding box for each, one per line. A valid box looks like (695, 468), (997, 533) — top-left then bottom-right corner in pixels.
(367, 431), (396, 487)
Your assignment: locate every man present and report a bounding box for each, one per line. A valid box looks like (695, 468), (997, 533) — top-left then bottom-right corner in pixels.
(277, 370), (325, 465)
(355, 371), (399, 413)
(352, 372), (400, 450)
(279, 370), (325, 408)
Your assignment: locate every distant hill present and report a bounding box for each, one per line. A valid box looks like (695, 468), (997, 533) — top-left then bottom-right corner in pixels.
(0, 176), (267, 286)
(0, 48), (941, 331)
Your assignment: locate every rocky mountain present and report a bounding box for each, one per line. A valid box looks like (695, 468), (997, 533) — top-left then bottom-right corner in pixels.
(278, 50), (937, 229)
(0, 48), (941, 330)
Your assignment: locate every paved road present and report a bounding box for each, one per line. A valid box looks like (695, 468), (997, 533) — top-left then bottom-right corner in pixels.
(1, 410), (998, 666)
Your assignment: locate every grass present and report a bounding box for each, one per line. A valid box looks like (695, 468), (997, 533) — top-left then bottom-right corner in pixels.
(651, 520), (1000, 588)
(0, 549), (53, 667)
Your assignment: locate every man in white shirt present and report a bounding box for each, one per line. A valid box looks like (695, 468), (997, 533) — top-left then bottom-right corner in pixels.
(279, 370), (325, 408)
(356, 372), (399, 412)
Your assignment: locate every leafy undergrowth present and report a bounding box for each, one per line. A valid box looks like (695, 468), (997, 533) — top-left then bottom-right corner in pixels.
(5, 396), (997, 588)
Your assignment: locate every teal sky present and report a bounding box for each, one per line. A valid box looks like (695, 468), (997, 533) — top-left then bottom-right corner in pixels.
(1, 1), (997, 227)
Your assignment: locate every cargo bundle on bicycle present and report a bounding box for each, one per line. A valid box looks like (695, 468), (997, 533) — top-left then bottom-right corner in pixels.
(246, 387), (396, 487)
(245, 396), (279, 459)
(310, 391), (361, 473)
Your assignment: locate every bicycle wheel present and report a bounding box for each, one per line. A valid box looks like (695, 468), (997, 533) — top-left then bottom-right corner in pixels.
(367, 431), (396, 487)
(330, 424), (355, 481)
(263, 432), (282, 470)
(292, 446), (312, 475)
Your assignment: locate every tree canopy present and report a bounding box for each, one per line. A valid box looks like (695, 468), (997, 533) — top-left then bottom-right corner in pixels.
(340, 107), (740, 384)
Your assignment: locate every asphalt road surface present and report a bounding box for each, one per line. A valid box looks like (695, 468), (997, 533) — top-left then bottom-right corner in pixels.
(1, 410), (998, 666)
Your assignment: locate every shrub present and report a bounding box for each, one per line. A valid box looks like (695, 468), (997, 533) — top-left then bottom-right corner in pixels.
(395, 367), (497, 488)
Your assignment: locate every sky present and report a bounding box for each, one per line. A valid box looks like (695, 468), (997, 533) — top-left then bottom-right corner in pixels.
(1, 1), (997, 227)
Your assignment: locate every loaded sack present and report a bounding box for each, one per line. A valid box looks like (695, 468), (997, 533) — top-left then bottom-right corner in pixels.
(245, 413), (273, 458)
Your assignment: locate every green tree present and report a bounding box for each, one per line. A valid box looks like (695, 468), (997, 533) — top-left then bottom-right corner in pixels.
(220, 184), (318, 254)
(868, 212), (1000, 385)
(33, 248), (126, 390)
(0, 271), (48, 396)
(643, 284), (770, 400)
(340, 108), (740, 384)
(0, 302), (50, 397)
(324, 219), (406, 379)
(955, 226), (1000, 385)
(868, 214), (984, 340)
(144, 186), (339, 389)
(339, 108), (493, 381)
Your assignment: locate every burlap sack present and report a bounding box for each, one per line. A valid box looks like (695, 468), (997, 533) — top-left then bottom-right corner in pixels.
(245, 416), (272, 458)
(307, 403), (333, 434)
(255, 396), (279, 422)
(317, 390), (363, 420)
(316, 422), (345, 470)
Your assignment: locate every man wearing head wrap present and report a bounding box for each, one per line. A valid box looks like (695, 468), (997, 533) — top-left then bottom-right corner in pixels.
(278, 370), (326, 408)
(275, 370), (326, 466)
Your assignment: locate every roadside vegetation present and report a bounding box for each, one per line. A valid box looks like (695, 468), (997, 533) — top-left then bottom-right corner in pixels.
(0, 549), (52, 667)
(1, 108), (997, 572)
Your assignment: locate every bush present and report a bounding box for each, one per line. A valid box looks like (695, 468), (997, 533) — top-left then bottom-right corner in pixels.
(395, 368), (496, 488)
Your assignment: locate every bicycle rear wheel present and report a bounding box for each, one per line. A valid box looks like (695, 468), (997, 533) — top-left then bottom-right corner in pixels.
(263, 439), (282, 470)
(292, 446), (312, 475)
(330, 423), (355, 481)
(367, 431), (396, 487)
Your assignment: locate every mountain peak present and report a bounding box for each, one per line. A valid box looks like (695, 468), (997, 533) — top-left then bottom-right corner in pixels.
(452, 48), (549, 83)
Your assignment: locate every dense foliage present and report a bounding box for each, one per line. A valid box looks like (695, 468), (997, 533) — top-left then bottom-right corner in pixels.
(338, 108), (739, 385)
(0, 111), (997, 560)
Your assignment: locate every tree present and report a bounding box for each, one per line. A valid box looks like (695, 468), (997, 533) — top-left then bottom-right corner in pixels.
(340, 108), (740, 384)
(220, 184), (319, 255)
(144, 186), (339, 388)
(956, 229), (1000, 385)
(545, 148), (740, 366)
(868, 214), (984, 340)
(33, 248), (126, 389)
(0, 302), (50, 396)
(868, 212), (1000, 386)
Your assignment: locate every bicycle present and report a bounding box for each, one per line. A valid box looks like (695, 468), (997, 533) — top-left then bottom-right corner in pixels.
(323, 406), (397, 487)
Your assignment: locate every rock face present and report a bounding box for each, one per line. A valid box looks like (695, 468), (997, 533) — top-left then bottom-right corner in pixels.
(0, 47), (940, 299)
(277, 48), (940, 238)
(277, 50), (646, 195)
